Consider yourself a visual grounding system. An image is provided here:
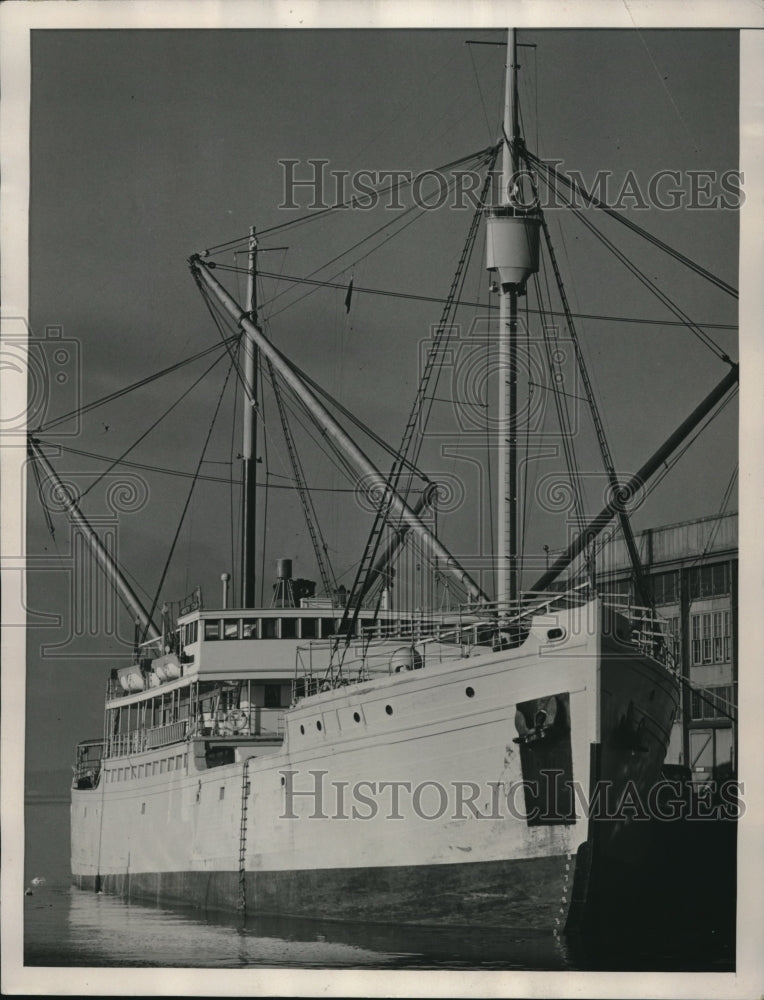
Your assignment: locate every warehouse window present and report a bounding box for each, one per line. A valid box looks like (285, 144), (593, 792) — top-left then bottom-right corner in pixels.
(724, 611), (732, 662)
(691, 612), (732, 665)
(713, 612), (723, 663)
(691, 615), (701, 665)
(666, 616), (681, 662)
(690, 685), (733, 721)
(651, 571), (678, 606)
(690, 563), (730, 599)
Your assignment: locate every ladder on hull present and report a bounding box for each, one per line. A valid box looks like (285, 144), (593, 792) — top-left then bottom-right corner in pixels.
(237, 757), (253, 912)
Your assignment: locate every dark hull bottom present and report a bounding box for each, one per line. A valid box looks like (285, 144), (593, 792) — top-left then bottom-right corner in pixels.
(73, 853), (576, 932)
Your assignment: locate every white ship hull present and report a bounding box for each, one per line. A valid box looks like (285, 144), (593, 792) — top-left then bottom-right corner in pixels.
(71, 601), (678, 931)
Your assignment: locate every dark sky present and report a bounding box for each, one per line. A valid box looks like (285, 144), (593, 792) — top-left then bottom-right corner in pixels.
(24, 28), (739, 775)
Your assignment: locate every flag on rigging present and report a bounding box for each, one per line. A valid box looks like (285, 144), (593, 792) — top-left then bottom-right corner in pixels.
(344, 278), (354, 313)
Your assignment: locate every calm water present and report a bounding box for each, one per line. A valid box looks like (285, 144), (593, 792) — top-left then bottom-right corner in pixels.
(23, 802), (734, 971)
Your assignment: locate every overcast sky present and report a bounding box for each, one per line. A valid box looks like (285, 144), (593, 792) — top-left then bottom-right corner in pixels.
(22, 27), (739, 775)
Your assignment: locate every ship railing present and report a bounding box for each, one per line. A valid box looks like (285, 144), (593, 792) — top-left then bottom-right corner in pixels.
(294, 617), (504, 694)
(107, 719), (190, 757)
(359, 618), (476, 644)
(598, 597), (678, 673)
(461, 586), (678, 673)
(145, 719), (191, 749)
(195, 707), (285, 739)
(293, 585), (678, 693)
(462, 583), (593, 624)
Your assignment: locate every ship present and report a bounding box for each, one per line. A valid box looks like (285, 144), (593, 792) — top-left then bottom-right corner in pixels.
(30, 29), (738, 935)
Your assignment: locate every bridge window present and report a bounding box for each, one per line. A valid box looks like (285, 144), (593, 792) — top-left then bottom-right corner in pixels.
(281, 618), (297, 639)
(261, 618), (279, 639)
(204, 620), (221, 641)
(183, 620), (198, 645)
(242, 619), (259, 639)
(223, 619), (240, 640)
(320, 618), (337, 638)
(300, 618), (317, 639)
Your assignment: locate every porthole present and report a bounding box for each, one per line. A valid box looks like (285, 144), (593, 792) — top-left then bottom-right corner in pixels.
(385, 704), (393, 716)
(465, 686), (475, 698)
(281, 775), (285, 786)
(353, 711), (361, 723)
(316, 720), (323, 731)
(547, 627), (565, 641)
(299, 724), (305, 735)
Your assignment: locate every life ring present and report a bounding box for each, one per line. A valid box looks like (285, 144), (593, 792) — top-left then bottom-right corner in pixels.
(225, 709), (248, 734)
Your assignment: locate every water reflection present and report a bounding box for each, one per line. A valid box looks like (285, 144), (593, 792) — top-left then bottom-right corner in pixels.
(25, 885), (570, 968)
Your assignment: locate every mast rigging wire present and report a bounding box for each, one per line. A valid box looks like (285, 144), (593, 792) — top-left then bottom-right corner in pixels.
(258, 306), (339, 597)
(198, 145), (498, 255)
(337, 145), (499, 630)
(143, 354), (237, 642)
(584, 386), (738, 572)
(537, 167), (734, 365)
(262, 166), (477, 322)
(34, 441), (410, 494)
(35, 335), (239, 434)
(78, 351), (229, 503)
(524, 148), (738, 300)
(213, 264), (736, 332)
(525, 156), (654, 608)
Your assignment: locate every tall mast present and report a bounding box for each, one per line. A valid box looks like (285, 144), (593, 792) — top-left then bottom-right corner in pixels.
(241, 226), (258, 607)
(503, 27), (519, 606)
(487, 29), (540, 606)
